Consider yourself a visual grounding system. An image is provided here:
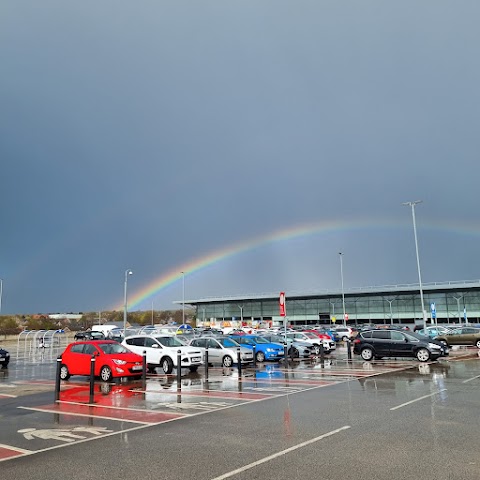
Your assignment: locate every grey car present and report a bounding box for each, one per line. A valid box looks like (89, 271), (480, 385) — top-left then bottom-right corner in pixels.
(260, 335), (313, 359)
(189, 336), (254, 367)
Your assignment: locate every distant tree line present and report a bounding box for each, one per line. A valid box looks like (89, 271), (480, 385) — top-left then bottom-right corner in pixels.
(0, 309), (196, 337)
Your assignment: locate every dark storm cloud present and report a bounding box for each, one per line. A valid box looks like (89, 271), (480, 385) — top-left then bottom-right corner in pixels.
(1, 1), (479, 313)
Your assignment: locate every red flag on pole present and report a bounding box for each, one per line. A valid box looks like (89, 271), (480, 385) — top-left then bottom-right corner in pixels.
(279, 292), (286, 317)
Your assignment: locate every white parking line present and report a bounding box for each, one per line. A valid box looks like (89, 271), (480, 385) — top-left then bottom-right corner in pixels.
(17, 407), (153, 424)
(390, 389), (447, 411)
(462, 374), (480, 384)
(209, 426), (351, 480)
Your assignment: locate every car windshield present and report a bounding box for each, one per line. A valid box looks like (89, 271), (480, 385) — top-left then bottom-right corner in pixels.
(155, 336), (185, 347)
(98, 343), (130, 354)
(218, 338), (240, 348)
(251, 336), (269, 344)
(265, 336), (284, 343)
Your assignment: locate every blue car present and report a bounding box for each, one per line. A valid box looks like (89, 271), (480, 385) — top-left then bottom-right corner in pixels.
(228, 335), (285, 362)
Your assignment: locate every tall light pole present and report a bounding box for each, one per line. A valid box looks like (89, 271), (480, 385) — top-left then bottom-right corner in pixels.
(453, 295), (463, 324)
(0, 278), (3, 316)
(402, 201), (427, 330)
(181, 271), (185, 325)
(237, 305), (244, 325)
(386, 298), (395, 325)
(123, 269), (133, 335)
(339, 252), (346, 326)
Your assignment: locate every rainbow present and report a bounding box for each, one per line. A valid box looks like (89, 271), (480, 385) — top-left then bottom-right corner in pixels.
(116, 217), (479, 311)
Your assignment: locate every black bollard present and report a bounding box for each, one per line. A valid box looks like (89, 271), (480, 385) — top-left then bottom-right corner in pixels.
(320, 343), (325, 360)
(347, 340), (352, 361)
(177, 350), (182, 388)
(204, 348), (209, 378)
(252, 346), (256, 368)
(142, 350), (147, 390)
(89, 354), (96, 404)
(237, 348), (242, 376)
(54, 356), (62, 402)
(283, 345), (288, 363)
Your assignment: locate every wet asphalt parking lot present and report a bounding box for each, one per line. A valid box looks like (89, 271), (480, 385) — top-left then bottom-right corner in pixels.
(1, 344), (480, 480)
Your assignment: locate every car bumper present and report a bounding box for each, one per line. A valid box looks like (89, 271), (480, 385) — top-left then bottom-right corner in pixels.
(264, 352), (285, 360)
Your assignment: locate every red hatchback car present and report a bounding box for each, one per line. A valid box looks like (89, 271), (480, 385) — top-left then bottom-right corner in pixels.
(59, 340), (144, 382)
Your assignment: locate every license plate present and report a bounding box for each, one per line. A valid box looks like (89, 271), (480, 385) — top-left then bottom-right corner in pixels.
(131, 365), (143, 371)
(192, 357), (201, 362)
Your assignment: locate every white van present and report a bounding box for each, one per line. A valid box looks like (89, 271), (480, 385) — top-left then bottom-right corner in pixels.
(91, 324), (121, 337)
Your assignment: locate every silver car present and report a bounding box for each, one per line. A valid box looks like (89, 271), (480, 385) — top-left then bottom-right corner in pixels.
(189, 336), (254, 367)
(260, 335), (313, 358)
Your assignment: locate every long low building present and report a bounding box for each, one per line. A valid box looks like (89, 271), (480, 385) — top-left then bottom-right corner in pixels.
(177, 279), (480, 329)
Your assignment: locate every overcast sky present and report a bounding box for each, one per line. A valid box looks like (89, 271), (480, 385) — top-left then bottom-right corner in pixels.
(1, 1), (479, 315)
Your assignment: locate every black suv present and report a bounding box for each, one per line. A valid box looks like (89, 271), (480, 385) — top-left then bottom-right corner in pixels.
(74, 331), (105, 341)
(353, 329), (448, 362)
(0, 347), (9, 368)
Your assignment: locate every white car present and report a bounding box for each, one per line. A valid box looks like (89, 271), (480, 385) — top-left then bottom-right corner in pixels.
(122, 334), (203, 374)
(189, 336), (254, 367)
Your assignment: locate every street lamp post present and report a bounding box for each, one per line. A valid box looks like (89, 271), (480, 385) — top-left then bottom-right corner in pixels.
(339, 253), (346, 326)
(123, 269), (133, 335)
(237, 305), (244, 326)
(0, 278), (3, 316)
(402, 201), (427, 330)
(181, 271), (185, 325)
(453, 295), (463, 324)
(386, 298), (395, 325)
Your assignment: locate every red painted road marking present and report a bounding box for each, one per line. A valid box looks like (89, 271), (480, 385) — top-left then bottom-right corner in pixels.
(0, 446), (29, 461)
(29, 403), (185, 424)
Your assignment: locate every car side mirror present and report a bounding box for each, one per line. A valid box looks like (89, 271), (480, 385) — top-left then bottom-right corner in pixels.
(404, 338), (409, 343)
(152, 344), (159, 348)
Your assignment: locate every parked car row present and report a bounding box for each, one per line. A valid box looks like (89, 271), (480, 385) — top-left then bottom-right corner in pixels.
(59, 322), (472, 383)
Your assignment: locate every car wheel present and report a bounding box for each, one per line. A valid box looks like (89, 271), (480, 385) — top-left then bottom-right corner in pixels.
(312, 345), (320, 355)
(256, 351), (265, 362)
(475, 340), (480, 349)
(361, 348), (374, 361)
(59, 364), (70, 380)
(289, 347), (300, 359)
(416, 348), (431, 362)
(222, 355), (233, 367)
(100, 366), (113, 382)
(342, 336), (349, 342)
(161, 357), (174, 374)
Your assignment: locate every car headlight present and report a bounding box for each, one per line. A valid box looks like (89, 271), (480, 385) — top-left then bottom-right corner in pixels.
(428, 343), (441, 350)
(112, 359), (127, 365)
(266, 348), (274, 352)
